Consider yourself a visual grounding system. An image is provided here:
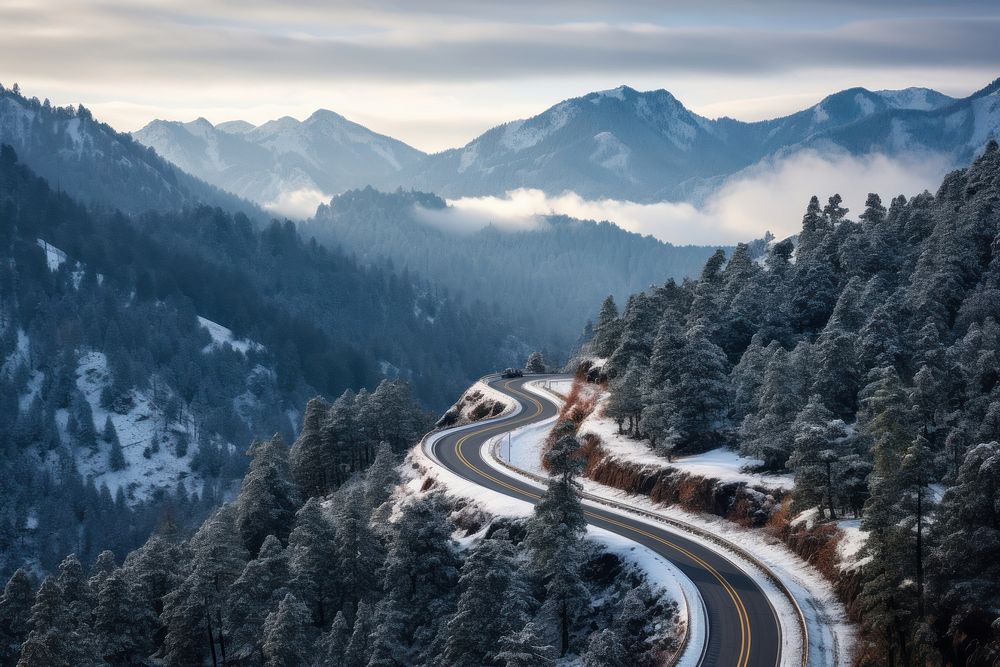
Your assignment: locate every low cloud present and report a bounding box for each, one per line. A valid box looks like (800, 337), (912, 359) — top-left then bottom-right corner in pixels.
(263, 187), (333, 220)
(426, 150), (953, 245)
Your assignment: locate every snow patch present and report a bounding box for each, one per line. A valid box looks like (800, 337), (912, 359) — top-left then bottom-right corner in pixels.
(36, 239), (67, 271)
(197, 316), (263, 355)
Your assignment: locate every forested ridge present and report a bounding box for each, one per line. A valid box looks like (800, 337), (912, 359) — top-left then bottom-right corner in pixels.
(0, 142), (534, 589)
(587, 140), (1000, 665)
(0, 386), (676, 666)
(0, 84), (260, 218)
(309, 187), (723, 352)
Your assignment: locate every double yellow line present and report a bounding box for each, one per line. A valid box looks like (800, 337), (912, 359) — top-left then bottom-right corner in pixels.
(448, 379), (754, 667)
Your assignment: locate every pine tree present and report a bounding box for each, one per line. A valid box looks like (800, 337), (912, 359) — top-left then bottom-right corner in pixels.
(591, 296), (621, 358)
(333, 486), (381, 615)
(363, 441), (399, 514)
(788, 396), (851, 519)
(236, 434), (298, 555)
(856, 367), (914, 666)
(638, 386), (677, 455)
(160, 505), (248, 667)
(87, 550), (116, 592)
(442, 532), (526, 666)
(0, 569), (33, 666)
(375, 495), (459, 662)
(582, 628), (627, 667)
(495, 622), (556, 667)
(605, 361), (643, 435)
(315, 611), (349, 667)
(261, 593), (313, 667)
(667, 325), (730, 453)
(342, 601), (374, 667)
(225, 534), (290, 664)
(928, 442), (1000, 644)
(289, 397), (330, 499)
(525, 351), (546, 374)
(93, 568), (155, 665)
(527, 433), (587, 656)
(287, 498), (339, 628)
(740, 343), (809, 469)
(17, 577), (72, 667)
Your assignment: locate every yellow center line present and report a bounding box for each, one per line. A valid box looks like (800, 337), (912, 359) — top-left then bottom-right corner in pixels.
(446, 379), (753, 667)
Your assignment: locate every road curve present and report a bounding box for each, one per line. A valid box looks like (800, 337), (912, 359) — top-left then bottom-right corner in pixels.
(429, 373), (783, 667)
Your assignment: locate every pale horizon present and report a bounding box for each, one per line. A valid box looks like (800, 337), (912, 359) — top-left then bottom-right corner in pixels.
(3, 0), (998, 152)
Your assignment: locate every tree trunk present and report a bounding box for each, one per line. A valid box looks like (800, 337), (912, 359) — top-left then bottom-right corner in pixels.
(560, 600), (569, 657)
(825, 460), (836, 520)
(916, 484), (924, 619)
(206, 610), (218, 667)
(216, 608), (228, 664)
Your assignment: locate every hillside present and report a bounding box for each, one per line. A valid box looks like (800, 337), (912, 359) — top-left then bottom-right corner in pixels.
(0, 84), (260, 218)
(584, 140), (1000, 664)
(308, 187), (724, 352)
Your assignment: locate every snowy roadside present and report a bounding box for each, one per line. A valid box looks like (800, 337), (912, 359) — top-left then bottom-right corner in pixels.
(498, 379), (855, 667)
(578, 394), (794, 491)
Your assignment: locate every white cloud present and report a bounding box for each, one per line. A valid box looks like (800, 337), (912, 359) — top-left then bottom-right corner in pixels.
(263, 187), (333, 219)
(427, 150), (953, 245)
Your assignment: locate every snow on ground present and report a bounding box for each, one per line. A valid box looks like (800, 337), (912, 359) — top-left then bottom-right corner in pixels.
(2, 328), (30, 377)
(437, 379), (517, 427)
(578, 394), (794, 491)
(499, 415), (554, 477)
(197, 316), (264, 355)
(71, 351), (204, 502)
(835, 519), (868, 570)
(36, 239), (67, 271)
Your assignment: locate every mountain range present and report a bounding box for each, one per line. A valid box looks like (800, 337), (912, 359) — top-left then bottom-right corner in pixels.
(0, 85), (259, 217)
(133, 110), (423, 210)
(132, 78), (1000, 210)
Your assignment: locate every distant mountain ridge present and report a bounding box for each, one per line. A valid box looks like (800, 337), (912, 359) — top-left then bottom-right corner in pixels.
(0, 84), (260, 217)
(133, 109), (425, 208)
(131, 78), (999, 210)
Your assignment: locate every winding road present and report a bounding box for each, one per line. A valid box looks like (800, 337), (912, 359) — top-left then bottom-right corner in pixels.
(428, 373), (785, 667)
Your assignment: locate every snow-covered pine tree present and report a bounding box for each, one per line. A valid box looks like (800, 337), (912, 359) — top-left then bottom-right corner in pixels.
(605, 360), (643, 435)
(528, 431), (587, 655)
(787, 396), (851, 518)
(261, 593), (313, 667)
(666, 325), (729, 453)
(92, 568), (155, 664)
(160, 505), (248, 667)
(315, 611), (349, 667)
(525, 351), (546, 374)
(0, 569), (33, 665)
(236, 435), (298, 556)
(225, 534), (290, 664)
(929, 442), (1000, 653)
(442, 531), (527, 666)
(582, 628), (627, 667)
(289, 397), (330, 499)
(373, 495), (459, 663)
(332, 485), (381, 615)
(495, 622), (556, 667)
(591, 296), (621, 359)
(287, 498), (339, 628)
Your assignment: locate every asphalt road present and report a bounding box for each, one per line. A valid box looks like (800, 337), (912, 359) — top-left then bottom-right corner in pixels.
(430, 374), (784, 667)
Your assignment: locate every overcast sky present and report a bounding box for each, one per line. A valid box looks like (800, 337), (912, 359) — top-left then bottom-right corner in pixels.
(3, 0), (998, 152)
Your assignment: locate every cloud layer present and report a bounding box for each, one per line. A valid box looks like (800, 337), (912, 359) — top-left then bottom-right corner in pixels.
(3, 0), (997, 149)
(425, 150), (953, 245)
